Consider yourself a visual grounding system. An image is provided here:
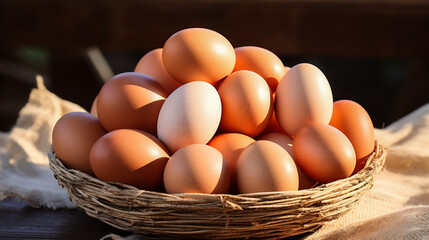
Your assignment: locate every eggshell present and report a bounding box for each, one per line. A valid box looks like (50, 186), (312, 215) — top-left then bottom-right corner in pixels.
(157, 81), (222, 153)
(218, 70), (273, 137)
(236, 140), (299, 193)
(89, 129), (169, 191)
(329, 99), (375, 173)
(258, 133), (316, 189)
(163, 144), (230, 194)
(90, 95), (98, 117)
(233, 46), (285, 92)
(329, 100), (375, 159)
(259, 133), (294, 156)
(52, 112), (107, 175)
(134, 48), (182, 94)
(162, 28), (235, 85)
(261, 109), (288, 135)
(293, 123), (356, 183)
(276, 63), (333, 137)
(353, 154), (372, 175)
(97, 72), (168, 136)
(208, 133), (255, 191)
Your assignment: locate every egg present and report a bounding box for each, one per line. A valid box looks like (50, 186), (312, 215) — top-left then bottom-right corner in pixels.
(261, 109), (288, 135)
(163, 144), (230, 194)
(259, 91), (287, 135)
(293, 123), (356, 183)
(52, 112), (107, 175)
(276, 63), (333, 137)
(284, 66), (291, 73)
(329, 99), (375, 173)
(134, 48), (182, 94)
(97, 72), (168, 136)
(218, 70), (273, 137)
(157, 81), (222, 153)
(353, 154), (372, 175)
(208, 133), (255, 192)
(90, 95), (98, 117)
(233, 46), (285, 92)
(162, 28), (236, 85)
(89, 129), (169, 191)
(259, 133), (294, 156)
(258, 133), (316, 189)
(236, 140), (299, 193)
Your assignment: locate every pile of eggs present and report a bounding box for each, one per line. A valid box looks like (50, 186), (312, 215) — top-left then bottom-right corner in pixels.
(52, 28), (375, 194)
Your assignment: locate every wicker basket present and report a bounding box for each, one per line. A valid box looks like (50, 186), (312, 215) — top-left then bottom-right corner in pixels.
(48, 141), (386, 239)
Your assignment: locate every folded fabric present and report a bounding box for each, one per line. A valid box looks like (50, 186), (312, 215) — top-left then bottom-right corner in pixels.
(0, 77), (84, 208)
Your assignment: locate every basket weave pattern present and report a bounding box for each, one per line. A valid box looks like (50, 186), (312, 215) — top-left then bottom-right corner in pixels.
(49, 141), (386, 239)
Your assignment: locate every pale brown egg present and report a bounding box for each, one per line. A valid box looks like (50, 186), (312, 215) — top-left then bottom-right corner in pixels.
(236, 140), (299, 193)
(97, 72), (168, 136)
(52, 112), (107, 175)
(157, 81), (222, 153)
(208, 133), (255, 192)
(329, 99), (375, 173)
(258, 133), (316, 189)
(276, 63), (333, 137)
(218, 70), (273, 137)
(162, 28), (236, 85)
(89, 129), (169, 191)
(293, 123), (356, 183)
(134, 48), (182, 94)
(163, 144), (230, 194)
(233, 46), (285, 92)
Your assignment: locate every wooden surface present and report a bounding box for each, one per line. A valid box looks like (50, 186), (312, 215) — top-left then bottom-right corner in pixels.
(1, 0), (429, 57)
(0, 198), (128, 239)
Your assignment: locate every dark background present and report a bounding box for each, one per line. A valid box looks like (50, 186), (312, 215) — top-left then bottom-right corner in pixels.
(1, 0), (429, 132)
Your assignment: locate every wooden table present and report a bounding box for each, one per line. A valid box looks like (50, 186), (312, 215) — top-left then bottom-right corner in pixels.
(0, 198), (128, 239)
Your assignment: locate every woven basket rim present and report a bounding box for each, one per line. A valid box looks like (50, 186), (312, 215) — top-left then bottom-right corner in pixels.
(49, 141), (386, 239)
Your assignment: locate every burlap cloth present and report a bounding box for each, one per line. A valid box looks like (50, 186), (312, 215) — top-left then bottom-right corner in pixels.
(1, 78), (428, 239)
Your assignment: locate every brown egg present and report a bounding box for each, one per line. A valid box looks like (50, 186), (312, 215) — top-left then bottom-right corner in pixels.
(329, 100), (375, 170)
(218, 70), (273, 137)
(162, 28), (236, 85)
(261, 109), (288, 135)
(97, 72), (168, 136)
(236, 140), (299, 193)
(90, 95), (98, 117)
(259, 133), (294, 156)
(90, 129), (169, 191)
(233, 46), (285, 92)
(276, 63), (333, 137)
(163, 144), (230, 194)
(293, 123), (356, 183)
(259, 91), (287, 135)
(208, 133), (255, 192)
(258, 133), (316, 189)
(134, 48), (182, 94)
(52, 112), (107, 175)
